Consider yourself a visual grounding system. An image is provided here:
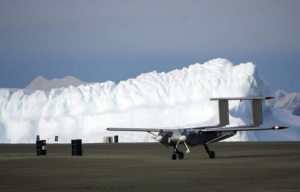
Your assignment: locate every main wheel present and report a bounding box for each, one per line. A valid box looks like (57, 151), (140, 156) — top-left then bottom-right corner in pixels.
(178, 152), (184, 159)
(172, 153), (177, 160)
(209, 151), (215, 159)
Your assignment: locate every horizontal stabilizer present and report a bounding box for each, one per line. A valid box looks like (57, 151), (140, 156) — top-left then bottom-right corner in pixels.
(107, 128), (161, 132)
(201, 126), (288, 132)
(210, 97), (274, 101)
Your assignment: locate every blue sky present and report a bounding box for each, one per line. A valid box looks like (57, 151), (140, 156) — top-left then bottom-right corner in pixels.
(0, 0), (299, 92)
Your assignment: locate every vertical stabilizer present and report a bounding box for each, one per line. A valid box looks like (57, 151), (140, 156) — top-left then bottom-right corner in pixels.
(252, 99), (262, 126)
(211, 97), (273, 127)
(218, 100), (229, 126)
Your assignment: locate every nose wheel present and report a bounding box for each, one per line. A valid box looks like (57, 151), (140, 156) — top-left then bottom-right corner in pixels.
(172, 150), (185, 160)
(178, 151), (184, 159)
(172, 153), (177, 160)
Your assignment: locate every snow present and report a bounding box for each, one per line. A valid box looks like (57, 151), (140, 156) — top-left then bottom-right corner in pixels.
(274, 90), (300, 116)
(0, 58), (299, 143)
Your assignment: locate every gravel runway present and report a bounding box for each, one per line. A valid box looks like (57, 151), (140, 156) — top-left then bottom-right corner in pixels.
(0, 142), (299, 192)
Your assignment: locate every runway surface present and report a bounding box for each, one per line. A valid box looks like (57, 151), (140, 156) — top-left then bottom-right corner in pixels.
(0, 142), (299, 192)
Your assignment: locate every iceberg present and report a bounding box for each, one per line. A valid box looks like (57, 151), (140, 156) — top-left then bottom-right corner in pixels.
(0, 58), (299, 143)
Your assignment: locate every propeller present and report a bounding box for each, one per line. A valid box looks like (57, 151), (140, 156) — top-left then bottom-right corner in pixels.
(150, 130), (167, 143)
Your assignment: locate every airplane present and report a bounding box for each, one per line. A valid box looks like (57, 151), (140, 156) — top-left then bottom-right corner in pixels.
(107, 97), (288, 160)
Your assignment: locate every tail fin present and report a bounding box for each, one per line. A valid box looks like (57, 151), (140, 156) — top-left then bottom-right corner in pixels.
(218, 100), (229, 126)
(252, 99), (262, 126)
(211, 97), (274, 127)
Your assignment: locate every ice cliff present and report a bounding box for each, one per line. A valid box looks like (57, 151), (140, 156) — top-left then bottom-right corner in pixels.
(0, 58), (299, 143)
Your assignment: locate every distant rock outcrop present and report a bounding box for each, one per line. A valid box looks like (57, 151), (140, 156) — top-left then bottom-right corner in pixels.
(274, 90), (300, 116)
(25, 76), (88, 91)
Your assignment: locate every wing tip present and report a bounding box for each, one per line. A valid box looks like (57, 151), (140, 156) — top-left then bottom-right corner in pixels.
(272, 126), (288, 130)
(264, 96), (275, 100)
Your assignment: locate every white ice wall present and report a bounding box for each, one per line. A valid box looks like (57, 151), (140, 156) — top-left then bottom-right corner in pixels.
(0, 58), (299, 143)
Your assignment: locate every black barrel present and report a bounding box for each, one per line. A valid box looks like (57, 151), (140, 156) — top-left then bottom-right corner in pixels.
(36, 140), (47, 156)
(114, 135), (118, 143)
(71, 139), (82, 156)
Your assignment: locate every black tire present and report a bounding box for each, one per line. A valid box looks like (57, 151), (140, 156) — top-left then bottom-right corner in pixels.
(178, 152), (184, 159)
(209, 151), (215, 159)
(172, 153), (177, 160)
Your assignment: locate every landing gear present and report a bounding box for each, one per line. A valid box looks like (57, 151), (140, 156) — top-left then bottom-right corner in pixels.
(208, 151), (215, 159)
(171, 134), (191, 160)
(172, 153), (177, 160)
(204, 144), (215, 159)
(172, 148), (185, 160)
(178, 151), (184, 159)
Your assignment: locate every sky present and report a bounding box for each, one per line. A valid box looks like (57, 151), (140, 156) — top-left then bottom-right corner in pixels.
(0, 0), (299, 92)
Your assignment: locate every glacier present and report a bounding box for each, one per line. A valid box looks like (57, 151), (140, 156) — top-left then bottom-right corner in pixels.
(1, 58), (300, 143)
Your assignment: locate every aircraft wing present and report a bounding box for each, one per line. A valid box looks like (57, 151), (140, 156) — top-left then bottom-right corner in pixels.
(107, 128), (161, 132)
(107, 126), (288, 132)
(107, 97), (288, 133)
(200, 126), (288, 132)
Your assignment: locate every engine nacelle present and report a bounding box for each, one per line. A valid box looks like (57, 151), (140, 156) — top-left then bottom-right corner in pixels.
(158, 131), (173, 145)
(179, 135), (186, 142)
